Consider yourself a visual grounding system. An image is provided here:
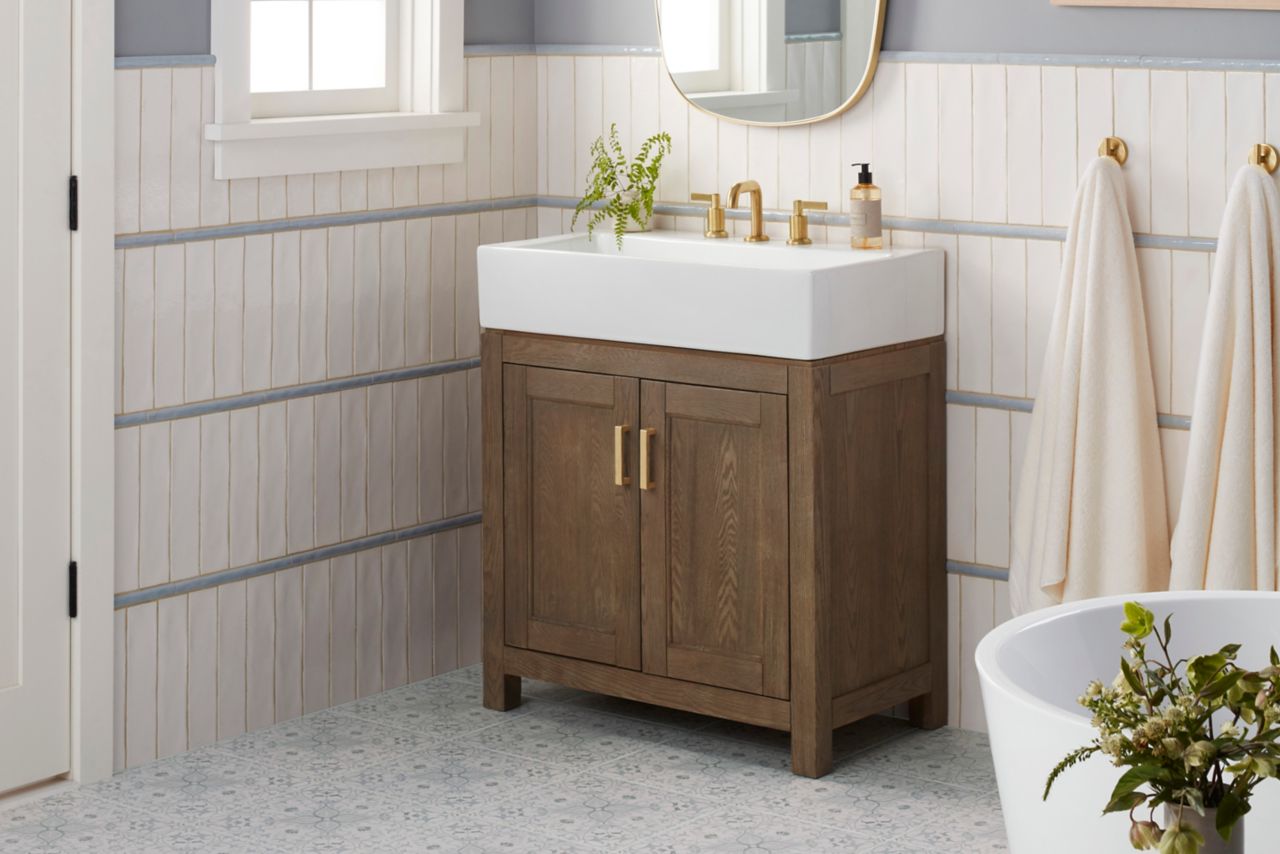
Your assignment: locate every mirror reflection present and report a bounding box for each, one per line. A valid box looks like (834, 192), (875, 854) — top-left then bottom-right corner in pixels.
(657, 0), (883, 125)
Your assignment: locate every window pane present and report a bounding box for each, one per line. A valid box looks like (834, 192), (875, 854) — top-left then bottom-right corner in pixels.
(313, 0), (387, 91)
(660, 0), (720, 74)
(250, 0), (310, 93)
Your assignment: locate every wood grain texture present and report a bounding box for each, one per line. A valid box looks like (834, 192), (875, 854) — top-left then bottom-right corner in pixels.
(483, 334), (947, 778)
(482, 332), (520, 710)
(910, 341), (949, 729)
(656, 383), (789, 698)
(501, 332), (789, 394)
(505, 646), (791, 730)
(833, 664), (934, 728)
(640, 381), (669, 678)
(827, 362), (931, 695)
(503, 365), (642, 670)
(787, 363), (832, 778)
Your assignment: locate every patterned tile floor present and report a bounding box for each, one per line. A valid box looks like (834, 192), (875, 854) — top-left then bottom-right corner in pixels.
(0, 666), (1006, 853)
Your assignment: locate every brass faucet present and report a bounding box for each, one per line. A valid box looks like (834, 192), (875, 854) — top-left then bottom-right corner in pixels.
(728, 180), (769, 243)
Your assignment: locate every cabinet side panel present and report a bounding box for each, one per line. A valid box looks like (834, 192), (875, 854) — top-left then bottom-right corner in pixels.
(826, 348), (934, 698)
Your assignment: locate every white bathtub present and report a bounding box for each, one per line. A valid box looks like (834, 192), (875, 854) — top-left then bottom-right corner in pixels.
(976, 591), (1280, 854)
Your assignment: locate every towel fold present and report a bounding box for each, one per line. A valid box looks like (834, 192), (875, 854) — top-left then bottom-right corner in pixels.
(1009, 157), (1170, 616)
(1169, 166), (1280, 592)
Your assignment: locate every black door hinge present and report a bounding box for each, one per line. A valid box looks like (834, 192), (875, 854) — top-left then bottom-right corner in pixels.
(68, 176), (78, 231)
(68, 560), (78, 619)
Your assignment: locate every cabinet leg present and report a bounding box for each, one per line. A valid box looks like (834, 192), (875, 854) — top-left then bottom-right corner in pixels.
(909, 690), (947, 730)
(790, 723), (833, 778)
(483, 666), (522, 712)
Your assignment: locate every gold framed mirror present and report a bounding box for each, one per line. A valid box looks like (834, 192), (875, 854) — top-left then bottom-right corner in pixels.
(655, 0), (887, 127)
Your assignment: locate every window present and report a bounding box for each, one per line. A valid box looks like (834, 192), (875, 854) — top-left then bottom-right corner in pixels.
(660, 0), (731, 93)
(250, 0), (399, 118)
(208, 0), (478, 180)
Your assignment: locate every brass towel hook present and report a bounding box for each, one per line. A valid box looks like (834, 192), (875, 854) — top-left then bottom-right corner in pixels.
(1098, 136), (1128, 167)
(1249, 143), (1279, 174)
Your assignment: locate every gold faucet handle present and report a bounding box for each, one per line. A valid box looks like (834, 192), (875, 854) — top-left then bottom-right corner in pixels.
(691, 192), (728, 239)
(788, 200), (828, 246)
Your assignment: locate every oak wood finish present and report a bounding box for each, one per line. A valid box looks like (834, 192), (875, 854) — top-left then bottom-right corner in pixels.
(833, 664), (935, 729)
(505, 646), (791, 730)
(910, 342), (949, 729)
(502, 365), (642, 669)
(484, 331), (946, 778)
(826, 350), (932, 696)
(643, 383), (789, 698)
(482, 331), (520, 710)
(502, 333), (789, 394)
(788, 363), (833, 777)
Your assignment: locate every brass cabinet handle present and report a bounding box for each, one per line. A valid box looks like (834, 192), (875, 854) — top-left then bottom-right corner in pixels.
(614, 425), (631, 487)
(639, 428), (656, 491)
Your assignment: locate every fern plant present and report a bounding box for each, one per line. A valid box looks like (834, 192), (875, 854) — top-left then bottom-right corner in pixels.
(572, 123), (673, 248)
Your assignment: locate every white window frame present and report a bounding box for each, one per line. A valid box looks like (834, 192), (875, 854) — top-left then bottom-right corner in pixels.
(251, 0), (402, 119)
(208, 0), (478, 180)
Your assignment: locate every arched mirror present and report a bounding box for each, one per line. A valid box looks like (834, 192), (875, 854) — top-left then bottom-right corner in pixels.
(656, 0), (885, 126)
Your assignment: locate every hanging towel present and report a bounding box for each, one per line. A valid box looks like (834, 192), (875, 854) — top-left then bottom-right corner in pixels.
(1009, 157), (1170, 616)
(1169, 166), (1280, 592)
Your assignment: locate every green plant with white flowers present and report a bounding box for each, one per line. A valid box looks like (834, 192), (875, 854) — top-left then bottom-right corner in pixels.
(573, 123), (672, 248)
(1045, 603), (1280, 853)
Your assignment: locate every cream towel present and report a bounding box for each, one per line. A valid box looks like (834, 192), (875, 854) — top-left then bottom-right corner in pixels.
(1169, 166), (1280, 592)
(1009, 157), (1170, 616)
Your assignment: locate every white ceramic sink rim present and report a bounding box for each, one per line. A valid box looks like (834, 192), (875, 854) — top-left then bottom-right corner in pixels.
(477, 231), (944, 361)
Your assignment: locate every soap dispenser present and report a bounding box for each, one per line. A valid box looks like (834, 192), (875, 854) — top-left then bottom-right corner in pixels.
(849, 162), (883, 250)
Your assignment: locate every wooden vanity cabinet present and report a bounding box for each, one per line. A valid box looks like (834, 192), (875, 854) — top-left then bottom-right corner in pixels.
(482, 330), (947, 778)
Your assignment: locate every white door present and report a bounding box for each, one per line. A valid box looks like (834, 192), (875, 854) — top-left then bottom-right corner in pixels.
(0, 0), (74, 794)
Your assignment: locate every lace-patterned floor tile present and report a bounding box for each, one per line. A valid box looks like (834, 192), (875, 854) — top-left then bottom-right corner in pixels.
(329, 676), (540, 740)
(701, 714), (914, 761)
(2, 665), (1005, 854)
(344, 742), (566, 813)
(91, 746), (303, 822)
(0, 789), (281, 854)
(594, 730), (796, 801)
(471, 772), (718, 849)
(443, 666), (593, 705)
(565, 693), (721, 730)
(217, 708), (428, 776)
(461, 702), (686, 768)
(852, 728), (998, 792)
(189, 774), (453, 853)
(624, 806), (882, 853)
(740, 766), (998, 841)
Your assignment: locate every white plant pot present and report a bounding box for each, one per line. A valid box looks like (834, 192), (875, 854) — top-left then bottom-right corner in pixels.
(1164, 805), (1244, 854)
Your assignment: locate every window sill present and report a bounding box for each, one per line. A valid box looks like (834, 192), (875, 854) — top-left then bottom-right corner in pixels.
(689, 89), (799, 110)
(205, 111), (481, 180)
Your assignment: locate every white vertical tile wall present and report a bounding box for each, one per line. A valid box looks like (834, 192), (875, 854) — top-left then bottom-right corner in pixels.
(110, 59), (518, 771)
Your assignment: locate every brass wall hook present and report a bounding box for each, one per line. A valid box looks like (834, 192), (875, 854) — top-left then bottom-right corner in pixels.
(1249, 143), (1279, 174)
(1098, 136), (1128, 167)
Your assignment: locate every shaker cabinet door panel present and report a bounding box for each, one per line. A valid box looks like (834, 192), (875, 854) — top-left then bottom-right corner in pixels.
(641, 381), (789, 698)
(503, 365), (642, 669)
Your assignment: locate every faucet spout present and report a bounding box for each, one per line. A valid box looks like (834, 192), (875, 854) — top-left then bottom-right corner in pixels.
(728, 180), (769, 243)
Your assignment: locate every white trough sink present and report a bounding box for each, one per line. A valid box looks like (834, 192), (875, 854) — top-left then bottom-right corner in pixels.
(478, 231), (943, 361)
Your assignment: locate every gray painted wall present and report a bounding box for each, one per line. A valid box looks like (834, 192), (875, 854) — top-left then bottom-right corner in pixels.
(116, 0), (209, 57)
(465, 0), (536, 45)
(883, 0), (1280, 59)
(533, 0), (656, 45)
(115, 0), (1280, 60)
(787, 1), (842, 37)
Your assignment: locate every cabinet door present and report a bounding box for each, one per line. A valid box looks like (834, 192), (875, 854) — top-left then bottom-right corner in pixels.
(641, 382), (789, 698)
(503, 365), (642, 669)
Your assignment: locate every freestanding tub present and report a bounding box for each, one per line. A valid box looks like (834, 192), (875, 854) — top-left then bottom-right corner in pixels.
(977, 591), (1280, 853)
